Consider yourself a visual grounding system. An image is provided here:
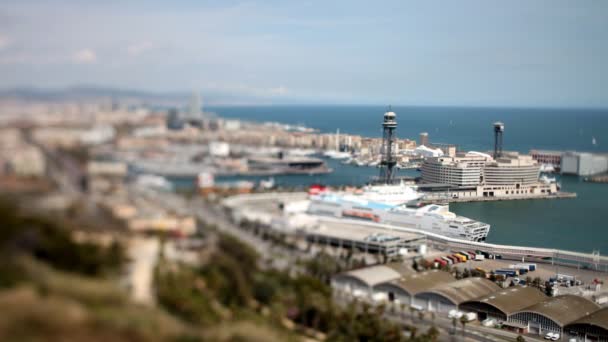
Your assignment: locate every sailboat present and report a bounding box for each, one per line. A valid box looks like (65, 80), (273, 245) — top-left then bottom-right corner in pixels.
(592, 136), (597, 146)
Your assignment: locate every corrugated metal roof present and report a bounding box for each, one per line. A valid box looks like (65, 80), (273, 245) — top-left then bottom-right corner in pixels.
(514, 295), (600, 326)
(337, 263), (411, 287)
(462, 286), (547, 316)
(382, 270), (456, 296)
(420, 277), (500, 305)
(566, 307), (608, 331)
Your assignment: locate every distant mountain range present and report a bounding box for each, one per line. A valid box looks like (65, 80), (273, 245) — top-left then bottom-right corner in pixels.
(0, 85), (293, 107)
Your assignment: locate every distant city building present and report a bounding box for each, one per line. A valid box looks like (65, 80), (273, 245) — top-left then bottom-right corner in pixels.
(166, 108), (184, 130)
(561, 151), (608, 176)
(420, 122), (558, 199)
(484, 152), (540, 186)
(419, 132), (429, 147)
(415, 145), (444, 158)
(431, 143), (457, 157)
(189, 91), (203, 118)
(530, 149), (562, 168)
(420, 152), (490, 187)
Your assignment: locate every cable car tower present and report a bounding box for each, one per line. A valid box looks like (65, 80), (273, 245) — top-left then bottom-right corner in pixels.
(379, 106), (398, 184)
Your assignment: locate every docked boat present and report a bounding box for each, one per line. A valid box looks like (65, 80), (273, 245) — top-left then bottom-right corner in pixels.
(307, 185), (490, 242)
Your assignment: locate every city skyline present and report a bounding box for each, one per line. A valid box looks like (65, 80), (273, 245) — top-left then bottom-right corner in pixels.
(0, 0), (607, 107)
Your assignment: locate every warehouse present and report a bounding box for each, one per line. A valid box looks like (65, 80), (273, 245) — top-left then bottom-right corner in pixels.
(374, 270), (455, 306)
(459, 286), (547, 322)
(564, 307), (608, 342)
(415, 277), (500, 313)
(509, 295), (600, 336)
(331, 263), (411, 299)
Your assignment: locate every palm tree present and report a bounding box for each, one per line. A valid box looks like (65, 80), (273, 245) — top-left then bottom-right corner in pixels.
(400, 303), (406, 320)
(460, 316), (468, 337)
(452, 317), (457, 335)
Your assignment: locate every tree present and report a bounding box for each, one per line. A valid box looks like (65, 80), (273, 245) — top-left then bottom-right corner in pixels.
(426, 326), (440, 342)
(460, 316), (468, 337)
(400, 303), (407, 320)
(516, 335), (526, 342)
(454, 268), (463, 279)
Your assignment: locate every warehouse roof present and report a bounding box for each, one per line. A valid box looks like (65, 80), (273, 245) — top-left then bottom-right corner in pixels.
(461, 286), (547, 316)
(419, 277), (500, 305)
(514, 295), (600, 327)
(377, 270), (455, 295)
(565, 307), (608, 331)
(334, 263), (412, 287)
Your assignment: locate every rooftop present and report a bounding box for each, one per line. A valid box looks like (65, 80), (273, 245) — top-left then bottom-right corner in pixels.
(420, 277), (500, 305)
(312, 218), (424, 243)
(514, 294), (600, 326)
(335, 262), (412, 287)
(380, 270), (456, 296)
(566, 307), (608, 331)
(462, 286), (547, 316)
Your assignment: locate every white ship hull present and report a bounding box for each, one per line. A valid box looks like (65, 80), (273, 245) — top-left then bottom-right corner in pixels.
(308, 195), (490, 242)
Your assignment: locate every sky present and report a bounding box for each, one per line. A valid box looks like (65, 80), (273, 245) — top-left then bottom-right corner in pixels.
(0, 0), (607, 107)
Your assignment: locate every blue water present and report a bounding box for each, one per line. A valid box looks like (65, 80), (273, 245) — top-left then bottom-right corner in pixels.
(191, 106), (608, 253)
(210, 105), (608, 153)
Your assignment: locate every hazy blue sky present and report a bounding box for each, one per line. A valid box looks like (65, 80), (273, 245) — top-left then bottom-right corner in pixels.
(0, 0), (607, 106)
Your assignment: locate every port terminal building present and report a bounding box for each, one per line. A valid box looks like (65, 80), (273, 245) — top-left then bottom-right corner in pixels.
(508, 295), (600, 336)
(330, 263), (412, 299)
(561, 151), (608, 177)
(459, 286), (547, 323)
(564, 307), (608, 342)
(373, 270), (456, 306)
(420, 151), (558, 200)
(413, 277), (500, 313)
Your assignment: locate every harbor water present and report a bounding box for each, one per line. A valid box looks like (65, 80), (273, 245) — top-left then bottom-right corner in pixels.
(182, 105), (608, 253)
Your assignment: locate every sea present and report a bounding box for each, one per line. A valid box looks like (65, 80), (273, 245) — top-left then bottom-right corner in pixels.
(184, 105), (608, 254)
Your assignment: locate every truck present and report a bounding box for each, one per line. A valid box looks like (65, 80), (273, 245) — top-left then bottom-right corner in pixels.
(511, 263), (537, 272)
(435, 258), (447, 267)
(494, 269), (518, 277)
(454, 253), (467, 262)
(474, 254), (485, 261)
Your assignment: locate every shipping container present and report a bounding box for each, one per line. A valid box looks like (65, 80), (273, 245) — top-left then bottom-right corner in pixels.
(494, 269), (518, 277)
(453, 254), (467, 262)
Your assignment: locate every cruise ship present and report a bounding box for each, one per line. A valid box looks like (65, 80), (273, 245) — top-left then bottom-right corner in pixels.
(307, 186), (490, 242)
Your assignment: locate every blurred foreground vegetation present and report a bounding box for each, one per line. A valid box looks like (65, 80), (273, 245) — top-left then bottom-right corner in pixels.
(0, 197), (438, 341)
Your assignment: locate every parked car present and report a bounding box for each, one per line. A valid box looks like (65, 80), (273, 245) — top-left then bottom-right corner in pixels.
(481, 318), (496, 327)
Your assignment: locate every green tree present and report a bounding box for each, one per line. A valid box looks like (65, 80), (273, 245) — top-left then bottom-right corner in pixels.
(460, 316), (468, 337)
(516, 335), (526, 342)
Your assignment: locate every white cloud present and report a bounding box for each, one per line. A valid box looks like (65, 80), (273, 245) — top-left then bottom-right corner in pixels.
(73, 48), (96, 64)
(0, 33), (11, 49)
(127, 42), (154, 56)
